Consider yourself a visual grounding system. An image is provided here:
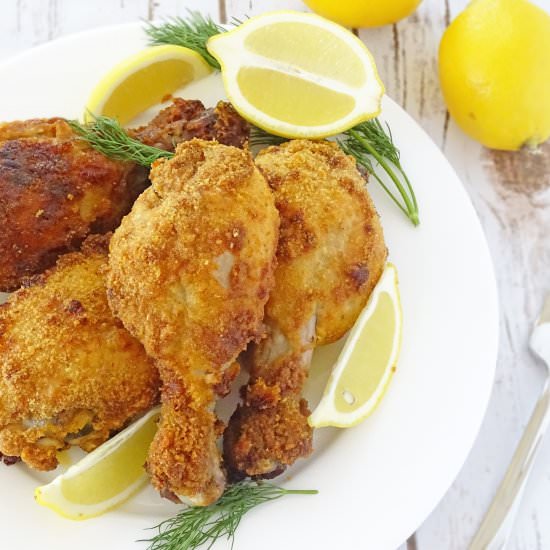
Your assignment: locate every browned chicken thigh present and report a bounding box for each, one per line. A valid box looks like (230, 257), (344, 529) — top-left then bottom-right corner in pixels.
(0, 100), (249, 292)
(0, 118), (147, 291)
(0, 234), (159, 471)
(224, 140), (387, 479)
(107, 139), (279, 505)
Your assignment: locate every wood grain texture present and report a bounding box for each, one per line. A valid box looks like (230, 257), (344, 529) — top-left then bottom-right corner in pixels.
(410, 2), (550, 549)
(0, 0), (221, 58)
(410, 4), (550, 550)
(1, 0), (550, 548)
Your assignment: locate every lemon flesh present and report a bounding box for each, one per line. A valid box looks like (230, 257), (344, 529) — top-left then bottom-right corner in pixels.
(85, 45), (212, 125)
(304, 0), (422, 28)
(244, 22), (367, 87)
(35, 407), (160, 520)
(237, 68), (355, 126)
(207, 11), (385, 138)
(439, 0), (550, 150)
(309, 264), (401, 428)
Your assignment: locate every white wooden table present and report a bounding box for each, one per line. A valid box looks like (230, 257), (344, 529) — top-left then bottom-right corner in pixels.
(2, 1), (550, 548)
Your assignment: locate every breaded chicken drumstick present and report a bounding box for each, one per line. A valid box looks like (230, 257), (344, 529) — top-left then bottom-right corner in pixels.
(224, 140), (387, 479)
(107, 139), (279, 505)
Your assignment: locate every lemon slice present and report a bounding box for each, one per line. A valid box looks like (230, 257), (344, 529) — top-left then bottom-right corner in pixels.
(309, 264), (401, 428)
(35, 407), (160, 520)
(207, 11), (384, 138)
(85, 45), (212, 124)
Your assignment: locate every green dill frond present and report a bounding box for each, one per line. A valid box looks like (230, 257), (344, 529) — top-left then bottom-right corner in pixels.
(142, 13), (418, 225)
(341, 120), (420, 226)
(249, 126), (288, 148)
(250, 120), (420, 226)
(142, 481), (317, 550)
(144, 11), (225, 69)
(68, 116), (173, 166)
(68, 113), (419, 225)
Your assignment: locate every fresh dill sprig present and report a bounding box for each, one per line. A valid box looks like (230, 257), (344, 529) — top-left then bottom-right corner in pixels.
(340, 120), (419, 226)
(67, 116), (173, 166)
(69, 116), (288, 161)
(144, 12), (225, 70)
(142, 481), (318, 550)
(68, 115), (419, 225)
(140, 12), (419, 225)
(249, 126), (288, 148)
(251, 121), (419, 226)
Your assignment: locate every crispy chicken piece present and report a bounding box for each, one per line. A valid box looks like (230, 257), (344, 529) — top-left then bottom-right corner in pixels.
(224, 140), (387, 478)
(0, 118), (148, 292)
(0, 100), (247, 292)
(107, 139), (279, 505)
(129, 99), (250, 151)
(0, 234), (160, 471)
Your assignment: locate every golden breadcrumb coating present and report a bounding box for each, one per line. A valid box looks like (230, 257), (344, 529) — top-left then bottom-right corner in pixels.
(0, 234), (159, 471)
(0, 118), (148, 291)
(224, 139), (387, 478)
(107, 139), (279, 505)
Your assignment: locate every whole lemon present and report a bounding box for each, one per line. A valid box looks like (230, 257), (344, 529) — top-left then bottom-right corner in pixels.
(439, 0), (550, 151)
(303, 0), (422, 28)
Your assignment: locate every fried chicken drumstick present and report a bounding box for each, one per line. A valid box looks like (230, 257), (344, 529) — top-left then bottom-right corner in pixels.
(0, 234), (159, 471)
(107, 139), (279, 505)
(224, 140), (387, 479)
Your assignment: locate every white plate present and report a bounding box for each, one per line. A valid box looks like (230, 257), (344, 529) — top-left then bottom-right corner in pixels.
(0, 23), (498, 550)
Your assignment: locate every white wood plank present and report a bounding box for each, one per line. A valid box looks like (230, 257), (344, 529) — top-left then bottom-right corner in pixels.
(148, 0), (220, 20)
(0, 0), (147, 51)
(224, 0), (305, 19)
(0, 1), (19, 59)
(359, 4), (449, 145)
(52, 0), (149, 34)
(0, 0), (220, 63)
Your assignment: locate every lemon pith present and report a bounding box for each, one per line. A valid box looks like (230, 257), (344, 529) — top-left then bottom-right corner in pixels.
(85, 45), (212, 125)
(35, 407), (160, 520)
(309, 264), (401, 428)
(207, 11), (385, 138)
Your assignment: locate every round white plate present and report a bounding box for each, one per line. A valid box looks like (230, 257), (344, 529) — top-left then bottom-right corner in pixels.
(0, 23), (498, 550)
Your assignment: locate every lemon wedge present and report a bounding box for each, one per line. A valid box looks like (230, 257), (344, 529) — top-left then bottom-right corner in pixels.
(207, 11), (384, 138)
(84, 45), (212, 125)
(35, 407), (160, 520)
(309, 264), (401, 428)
